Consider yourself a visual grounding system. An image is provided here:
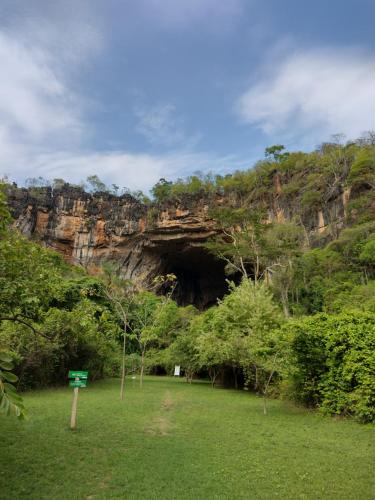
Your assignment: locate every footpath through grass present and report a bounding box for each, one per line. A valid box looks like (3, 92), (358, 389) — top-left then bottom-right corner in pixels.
(1, 376), (374, 499)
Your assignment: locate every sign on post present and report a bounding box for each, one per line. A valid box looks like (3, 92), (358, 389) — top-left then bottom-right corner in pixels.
(68, 370), (89, 430)
(68, 370), (88, 380)
(69, 380), (87, 388)
(174, 365), (180, 376)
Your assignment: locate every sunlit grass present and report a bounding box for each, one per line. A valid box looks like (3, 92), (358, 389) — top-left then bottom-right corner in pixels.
(1, 376), (374, 499)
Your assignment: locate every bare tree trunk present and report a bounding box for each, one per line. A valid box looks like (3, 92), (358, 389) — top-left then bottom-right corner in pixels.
(255, 254), (260, 283)
(186, 370), (193, 384)
(281, 288), (290, 318)
(140, 350), (145, 389)
(239, 256), (248, 279)
(262, 359), (277, 416)
(209, 368), (218, 388)
(233, 366), (238, 389)
(120, 327), (126, 401)
(254, 365), (259, 391)
(364, 268), (369, 285)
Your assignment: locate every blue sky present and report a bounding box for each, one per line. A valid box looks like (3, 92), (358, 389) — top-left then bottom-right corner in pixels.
(1, 0), (375, 193)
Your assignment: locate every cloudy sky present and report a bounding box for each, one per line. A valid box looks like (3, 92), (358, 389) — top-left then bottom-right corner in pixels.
(1, 0), (375, 192)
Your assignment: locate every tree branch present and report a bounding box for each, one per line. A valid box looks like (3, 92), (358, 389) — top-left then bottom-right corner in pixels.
(0, 316), (52, 340)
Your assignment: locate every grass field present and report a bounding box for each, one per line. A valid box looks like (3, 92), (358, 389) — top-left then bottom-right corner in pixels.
(1, 376), (374, 499)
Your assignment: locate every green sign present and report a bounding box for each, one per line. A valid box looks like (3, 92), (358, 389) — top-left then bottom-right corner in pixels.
(68, 370), (88, 380)
(69, 380), (87, 388)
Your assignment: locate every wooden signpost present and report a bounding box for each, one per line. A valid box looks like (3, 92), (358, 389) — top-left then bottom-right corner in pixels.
(68, 370), (88, 430)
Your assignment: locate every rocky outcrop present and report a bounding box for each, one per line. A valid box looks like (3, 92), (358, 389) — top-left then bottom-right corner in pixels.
(7, 185), (226, 307)
(7, 178), (367, 307)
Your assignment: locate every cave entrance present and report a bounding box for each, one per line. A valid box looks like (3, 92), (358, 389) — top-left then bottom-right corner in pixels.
(149, 243), (229, 309)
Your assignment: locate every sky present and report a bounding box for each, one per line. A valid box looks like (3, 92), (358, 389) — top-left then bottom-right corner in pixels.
(1, 0), (375, 193)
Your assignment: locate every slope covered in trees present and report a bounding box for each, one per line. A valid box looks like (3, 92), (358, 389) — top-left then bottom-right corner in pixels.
(1, 135), (374, 422)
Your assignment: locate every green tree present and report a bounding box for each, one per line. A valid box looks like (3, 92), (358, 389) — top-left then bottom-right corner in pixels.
(151, 178), (173, 202)
(206, 208), (269, 281)
(86, 175), (108, 193)
(265, 145), (289, 162)
(217, 279), (284, 401)
(130, 282), (179, 387)
(0, 184), (11, 234)
(264, 222), (305, 316)
(100, 261), (138, 400)
(196, 279), (285, 396)
(348, 149), (375, 189)
(0, 232), (62, 337)
(170, 312), (200, 383)
(286, 311), (375, 422)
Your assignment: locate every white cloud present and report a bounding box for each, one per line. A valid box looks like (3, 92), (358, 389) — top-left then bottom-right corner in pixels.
(236, 49), (375, 142)
(6, 149), (251, 193)
(0, 32), (82, 141)
(0, 1), (102, 176)
(134, 103), (184, 145)
(0, 0), (103, 145)
(134, 103), (200, 148)
(0, 1), (251, 193)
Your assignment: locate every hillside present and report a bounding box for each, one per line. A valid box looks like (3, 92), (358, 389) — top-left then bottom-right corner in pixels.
(6, 140), (375, 308)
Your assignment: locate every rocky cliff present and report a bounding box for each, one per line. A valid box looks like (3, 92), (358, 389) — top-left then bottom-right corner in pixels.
(7, 185), (224, 307)
(6, 178), (362, 308)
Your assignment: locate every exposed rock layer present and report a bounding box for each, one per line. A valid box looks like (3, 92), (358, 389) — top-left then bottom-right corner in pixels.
(7, 180), (366, 307)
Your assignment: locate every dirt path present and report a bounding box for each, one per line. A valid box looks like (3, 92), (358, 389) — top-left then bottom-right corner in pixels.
(145, 390), (174, 436)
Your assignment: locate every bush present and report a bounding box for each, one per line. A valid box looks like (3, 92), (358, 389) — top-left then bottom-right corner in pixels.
(286, 311), (375, 422)
(348, 150), (375, 188)
(0, 300), (120, 389)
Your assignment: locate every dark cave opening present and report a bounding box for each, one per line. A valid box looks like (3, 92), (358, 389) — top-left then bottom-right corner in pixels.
(149, 243), (231, 309)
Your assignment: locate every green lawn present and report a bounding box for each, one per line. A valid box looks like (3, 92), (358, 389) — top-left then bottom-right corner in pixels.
(1, 377), (374, 499)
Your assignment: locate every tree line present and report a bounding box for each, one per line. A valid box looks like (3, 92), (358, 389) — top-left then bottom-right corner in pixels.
(1, 133), (374, 422)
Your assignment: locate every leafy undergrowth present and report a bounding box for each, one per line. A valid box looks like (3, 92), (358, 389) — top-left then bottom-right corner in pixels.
(1, 377), (374, 499)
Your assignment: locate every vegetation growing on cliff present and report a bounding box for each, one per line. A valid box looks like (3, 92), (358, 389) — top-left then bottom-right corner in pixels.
(1, 134), (374, 422)
(151, 135), (375, 216)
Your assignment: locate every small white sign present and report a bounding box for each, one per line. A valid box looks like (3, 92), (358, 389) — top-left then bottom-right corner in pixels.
(174, 365), (180, 376)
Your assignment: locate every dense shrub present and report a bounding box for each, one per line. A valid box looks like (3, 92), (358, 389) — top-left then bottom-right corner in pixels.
(1, 300), (120, 389)
(286, 311), (375, 422)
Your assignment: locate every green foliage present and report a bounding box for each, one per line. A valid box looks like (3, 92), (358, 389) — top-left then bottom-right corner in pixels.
(300, 190), (323, 209)
(0, 227), (121, 389)
(151, 173), (216, 203)
(1, 136), (374, 425)
(205, 207), (271, 280)
(347, 191), (375, 223)
(264, 144), (289, 162)
(0, 183), (11, 234)
(146, 207), (159, 226)
(360, 238), (375, 265)
(86, 174), (108, 193)
(151, 178), (173, 202)
(286, 311), (375, 422)
(194, 280), (285, 393)
(329, 282), (375, 313)
(0, 231), (63, 324)
(0, 351), (25, 418)
(149, 136), (374, 211)
(168, 309), (200, 382)
(348, 149), (375, 188)
(1, 299), (120, 389)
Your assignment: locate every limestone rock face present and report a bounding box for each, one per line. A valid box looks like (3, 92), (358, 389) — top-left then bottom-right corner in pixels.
(8, 186), (224, 307)
(7, 179), (366, 307)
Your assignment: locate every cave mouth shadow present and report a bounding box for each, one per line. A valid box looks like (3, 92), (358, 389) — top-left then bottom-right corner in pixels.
(149, 243), (233, 309)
